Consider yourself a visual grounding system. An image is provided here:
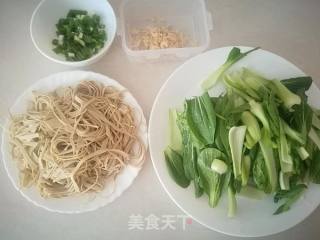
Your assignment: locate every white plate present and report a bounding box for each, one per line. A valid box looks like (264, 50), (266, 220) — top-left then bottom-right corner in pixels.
(148, 46), (320, 237)
(1, 71), (148, 214)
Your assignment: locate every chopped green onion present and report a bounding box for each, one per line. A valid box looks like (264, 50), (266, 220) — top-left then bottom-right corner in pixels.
(52, 9), (107, 61)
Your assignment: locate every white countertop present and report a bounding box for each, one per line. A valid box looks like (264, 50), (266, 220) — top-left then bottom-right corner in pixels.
(1, 0), (320, 239)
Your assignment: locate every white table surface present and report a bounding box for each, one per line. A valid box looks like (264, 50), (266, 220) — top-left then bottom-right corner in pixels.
(1, 0), (320, 239)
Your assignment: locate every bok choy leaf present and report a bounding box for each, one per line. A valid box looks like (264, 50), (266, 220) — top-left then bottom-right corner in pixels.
(186, 92), (216, 146)
(164, 147), (190, 188)
(198, 148), (227, 207)
(201, 47), (260, 91)
(229, 126), (247, 179)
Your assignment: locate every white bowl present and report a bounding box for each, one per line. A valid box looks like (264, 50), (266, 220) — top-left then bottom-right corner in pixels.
(148, 46), (320, 237)
(30, 0), (117, 67)
(1, 71), (148, 214)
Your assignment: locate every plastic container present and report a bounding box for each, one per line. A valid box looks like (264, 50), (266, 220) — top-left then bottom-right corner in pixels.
(119, 0), (213, 61)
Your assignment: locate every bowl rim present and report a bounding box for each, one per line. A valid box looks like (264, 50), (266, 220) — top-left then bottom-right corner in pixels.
(30, 0), (117, 66)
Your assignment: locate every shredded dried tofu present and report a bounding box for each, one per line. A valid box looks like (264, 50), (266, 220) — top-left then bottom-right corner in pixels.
(9, 81), (145, 198)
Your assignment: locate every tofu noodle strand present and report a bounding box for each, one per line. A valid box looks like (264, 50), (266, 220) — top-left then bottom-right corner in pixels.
(9, 81), (144, 198)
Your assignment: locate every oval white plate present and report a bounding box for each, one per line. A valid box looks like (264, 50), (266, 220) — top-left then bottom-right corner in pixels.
(149, 46), (320, 237)
(1, 71), (148, 214)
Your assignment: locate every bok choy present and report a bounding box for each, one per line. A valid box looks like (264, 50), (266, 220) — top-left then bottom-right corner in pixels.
(164, 47), (320, 216)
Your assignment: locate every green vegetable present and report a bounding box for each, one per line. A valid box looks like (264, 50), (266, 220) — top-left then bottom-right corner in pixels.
(310, 150), (320, 183)
(273, 184), (306, 215)
(279, 171), (290, 190)
(164, 47), (320, 216)
(228, 186), (237, 218)
(168, 109), (182, 152)
(241, 155), (251, 186)
(229, 126), (247, 179)
(224, 74), (254, 102)
(216, 118), (231, 156)
(193, 174), (204, 198)
(184, 143), (197, 180)
(253, 150), (271, 193)
(297, 147), (309, 160)
(164, 147), (190, 188)
(214, 94), (245, 158)
(241, 111), (261, 147)
(224, 68), (270, 102)
(292, 92), (313, 143)
(281, 76), (312, 94)
(281, 119), (304, 145)
(278, 120), (294, 173)
(259, 130), (278, 192)
(52, 9), (107, 61)
(201, 47), (260, 91)
(241, 68), (269, 92)
(245, 133), (256, 149)
(176, 109), (203, 197)
(263, 92), (280, 138)
(249, 100), (270, 133)
(211, 159), (228, 174)
(292, 153), (306, 178)
(176, 109), (195, 180)
(186, 149), (204, 198)
(270, 80), (301, 110)
(198, 148), (227, 207)
(186, 93), (216, 146)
